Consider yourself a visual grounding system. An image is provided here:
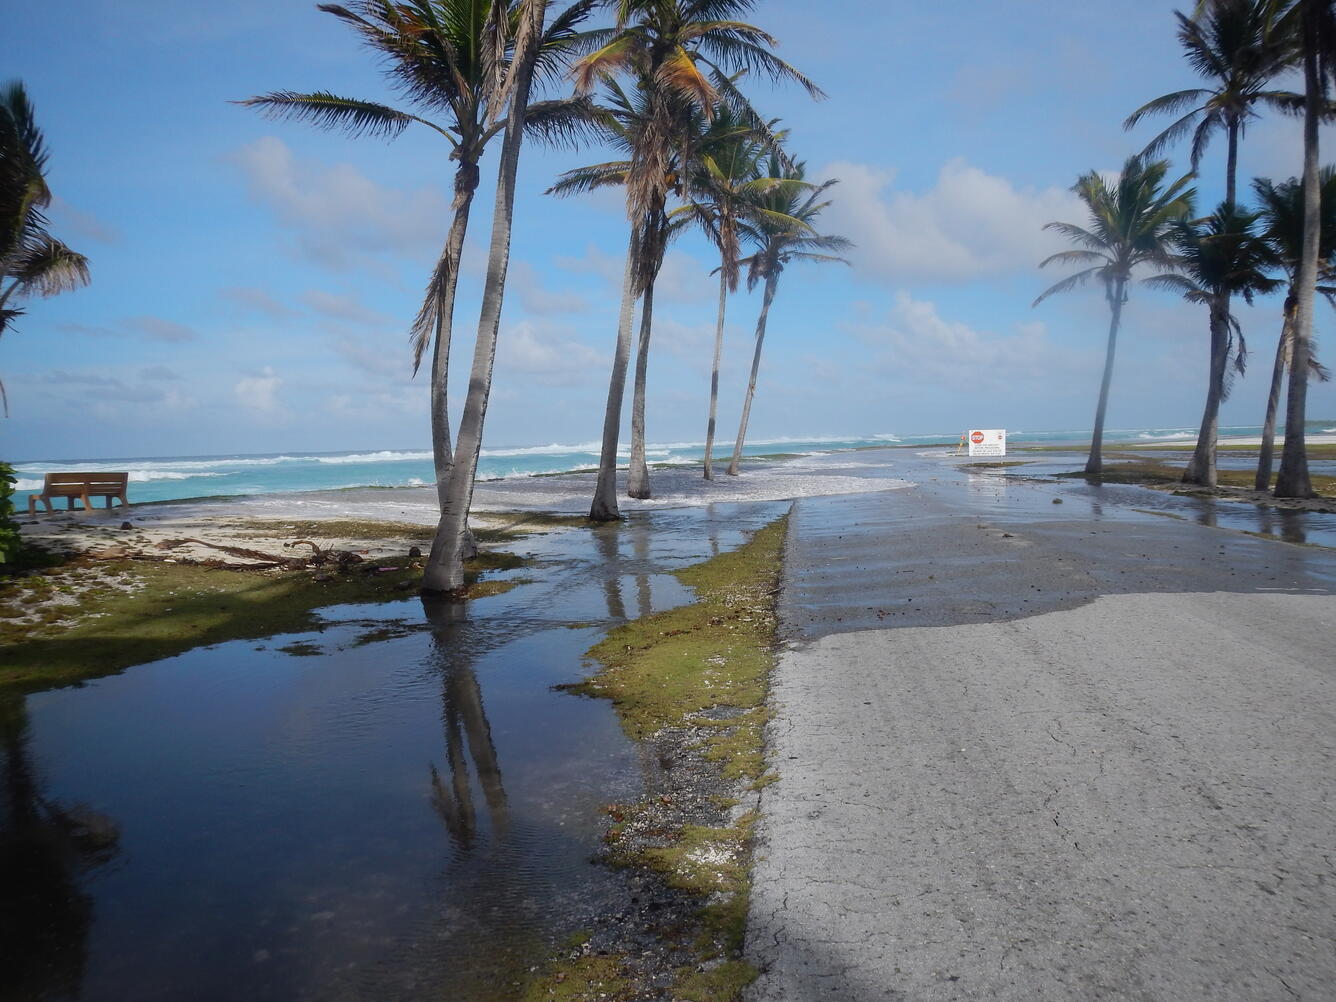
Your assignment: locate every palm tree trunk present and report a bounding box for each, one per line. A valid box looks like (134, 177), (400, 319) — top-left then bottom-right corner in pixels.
(427, 163), (482, 511)
(727, 272), (778, 476)
(1276, 0), (1321, 499)
(589, 228), (640, 521)
(1255, 293), (1295, 491)
(625, 278), (656, 499)
(421, 0), (544, 594)
(703, 268), (728, 480)
(1085, 278), (1126, 475)
(1184, 300), (1229, 487)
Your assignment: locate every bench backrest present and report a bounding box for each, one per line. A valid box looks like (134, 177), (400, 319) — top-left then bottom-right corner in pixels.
(42, 472), (129, 494)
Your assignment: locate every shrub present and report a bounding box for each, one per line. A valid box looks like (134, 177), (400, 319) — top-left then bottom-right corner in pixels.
(0, 462), (21, 565)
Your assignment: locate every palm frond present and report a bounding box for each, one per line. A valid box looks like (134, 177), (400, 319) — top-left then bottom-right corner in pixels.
(238, 90), (424, 141)
(522, 95), (613, 148)
(1033, 266), (1102, 306)
(11, 236), (90, 296)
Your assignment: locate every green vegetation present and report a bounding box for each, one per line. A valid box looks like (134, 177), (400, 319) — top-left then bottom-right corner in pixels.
(574, 515), (785, 779)
(542, 516), (787, 1001)
(518, 954), (635, 1002)
(672, 960), (759, 1002)
(0, 545), (524, 694)
(0, 462), (20, 564)
(1059, 459), (1336, 496)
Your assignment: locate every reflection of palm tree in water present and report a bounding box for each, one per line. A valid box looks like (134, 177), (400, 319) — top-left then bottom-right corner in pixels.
(0, 695), (119, 1002)
(1258, 507), (1308, 545)
(631, 517), (652, 619)
(421, 599), (508, 849)
(593, 525), (626, 621)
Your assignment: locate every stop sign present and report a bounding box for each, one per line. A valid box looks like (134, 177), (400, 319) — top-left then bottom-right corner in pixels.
(970, 431), (985, 444)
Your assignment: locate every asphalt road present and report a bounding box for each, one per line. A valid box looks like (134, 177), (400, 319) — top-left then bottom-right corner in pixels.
(747, 455), (1336, 1001)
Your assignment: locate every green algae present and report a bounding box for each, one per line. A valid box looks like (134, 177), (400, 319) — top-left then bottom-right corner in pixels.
(518, 954), (635, 1001)
(573, 516), (786, 779)
(0, 546), (524, 694)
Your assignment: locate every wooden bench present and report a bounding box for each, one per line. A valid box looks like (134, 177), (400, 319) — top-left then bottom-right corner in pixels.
(27, 472), (130, 515)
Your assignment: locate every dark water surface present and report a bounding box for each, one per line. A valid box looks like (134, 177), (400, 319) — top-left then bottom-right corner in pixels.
(2, 504), (783, 1002)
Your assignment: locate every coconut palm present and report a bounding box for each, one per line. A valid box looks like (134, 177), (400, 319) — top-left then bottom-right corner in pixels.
(728, 157), (849, 476)
(421, 0), (552, 593)
(1035, 157), (1195, 474)
(1251, 170), (1334, 489)
(680, 108), (805, 479)
(571, 0), (822, 520)
(0, 82), (90, 416)
(547, 79), (689, 503)
(1150, 204), (1283, 486)
(242, 0), (595, 514)
(1275, 0), (1336, 498)
(1126, 0), (1298, 207)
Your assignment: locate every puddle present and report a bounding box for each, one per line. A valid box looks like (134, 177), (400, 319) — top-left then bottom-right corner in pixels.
(0, 503), (784, 1002)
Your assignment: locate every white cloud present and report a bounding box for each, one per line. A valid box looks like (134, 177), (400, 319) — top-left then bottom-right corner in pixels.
(854, 291), (1095, 395)
(230, 136), (449, 268)
(819, 158), (1082, 283)
(509, 261), (590, 315)
(234, 366), (283, 413)
(652, 251), (715, 305)
(555, 243), (626, 287)
(302, 289), (394, 327)
(128, 316), (199, 343)
(497, 320), (602, 386)
(221, 285), (298, 319)
(49, 196), (121, 244)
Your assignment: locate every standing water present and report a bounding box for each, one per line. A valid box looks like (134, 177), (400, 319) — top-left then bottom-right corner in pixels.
(1, 504), (784, 1002)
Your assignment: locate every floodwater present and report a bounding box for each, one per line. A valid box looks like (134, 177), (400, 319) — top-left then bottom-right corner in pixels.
(4, 447), (1333, 1001)
(1, 504), (784, 1002)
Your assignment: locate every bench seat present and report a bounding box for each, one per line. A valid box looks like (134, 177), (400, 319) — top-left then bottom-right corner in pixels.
(27, 472), (130, 515)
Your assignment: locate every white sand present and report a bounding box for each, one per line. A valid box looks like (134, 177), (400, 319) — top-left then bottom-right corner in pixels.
(17, 455), (914, 564)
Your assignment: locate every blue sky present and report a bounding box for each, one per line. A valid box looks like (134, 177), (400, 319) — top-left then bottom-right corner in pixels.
(4, 0), (1334, 462)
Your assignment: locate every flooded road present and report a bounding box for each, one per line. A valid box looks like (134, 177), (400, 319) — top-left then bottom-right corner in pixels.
(5, 446), (1333, 1000)
(2, 504), (783, 1002)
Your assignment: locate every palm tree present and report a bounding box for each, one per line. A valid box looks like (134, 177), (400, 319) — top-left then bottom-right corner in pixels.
(546, 80), (687, 503)
(0, 82), (90, 416)
(1151, 204), (1283, 486)
(1275, 0), (1336, 498)
(571, 0), (822, 520)
(680, 108), (803, 479)
(421, 0), (551, 593)
(242, 0), (594, 514)
(1034, 157), (1195, 474)
(1251, 170), (1334, 489)
(1125, 0), (1298, 208)
(728, 157), (849, 476)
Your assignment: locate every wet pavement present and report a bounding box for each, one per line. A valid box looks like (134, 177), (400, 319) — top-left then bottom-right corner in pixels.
(748, 449), (1336, 1001)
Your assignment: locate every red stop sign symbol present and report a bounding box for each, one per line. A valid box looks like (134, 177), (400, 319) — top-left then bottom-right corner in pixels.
(970, 431), (985, 444)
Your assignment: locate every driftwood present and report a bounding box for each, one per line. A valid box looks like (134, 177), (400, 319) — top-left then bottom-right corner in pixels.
(128, 537), (371, 572)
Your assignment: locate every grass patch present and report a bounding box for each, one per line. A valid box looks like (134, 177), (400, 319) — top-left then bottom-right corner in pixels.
(672, 960), (758, 1002)
(1060, 460), (1336, 496)
(571, 516), (786, 775)
(226, 518), (435, 541)
(537, 516), (787, 998)
(0, 546), (524, 695)
(518, 954), (635, 1002)
(640, 813), (754, 896)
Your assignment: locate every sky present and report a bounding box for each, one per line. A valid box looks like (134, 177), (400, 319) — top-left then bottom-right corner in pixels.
(4, 0), (1335, 462)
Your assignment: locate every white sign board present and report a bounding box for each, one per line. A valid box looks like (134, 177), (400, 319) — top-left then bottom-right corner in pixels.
(967, 429), (1006, 457)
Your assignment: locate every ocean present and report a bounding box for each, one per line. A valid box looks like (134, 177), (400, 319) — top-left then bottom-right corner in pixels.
(11, 424), (1336, 509)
